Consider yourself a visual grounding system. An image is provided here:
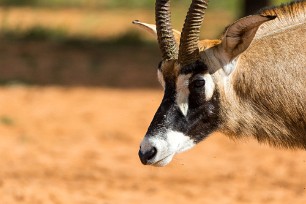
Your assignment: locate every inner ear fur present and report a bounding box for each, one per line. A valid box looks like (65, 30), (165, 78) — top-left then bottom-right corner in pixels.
(132, 20), (181, 45)
(217, 15), (276, 62)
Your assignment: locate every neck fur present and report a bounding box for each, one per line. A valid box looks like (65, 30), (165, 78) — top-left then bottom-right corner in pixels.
(255, 1), (306, 39)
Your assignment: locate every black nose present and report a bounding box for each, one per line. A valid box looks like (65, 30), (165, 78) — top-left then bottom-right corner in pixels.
(138, 147), (157, 165)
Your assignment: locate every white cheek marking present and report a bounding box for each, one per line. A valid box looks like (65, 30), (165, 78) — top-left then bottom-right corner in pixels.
(166, 130), (195, 153)
(140, 130), (195, 167)
(176, 74), (191, 116)
(203, 74), (215, 101)
(157, 70), (165, 89)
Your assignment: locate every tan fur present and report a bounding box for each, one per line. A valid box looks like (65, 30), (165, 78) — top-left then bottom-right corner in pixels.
(198, 40), (221, 51)
(256, 1), (306, 39)
(134, 1), (306, 149)
(202, 1), (306, 149)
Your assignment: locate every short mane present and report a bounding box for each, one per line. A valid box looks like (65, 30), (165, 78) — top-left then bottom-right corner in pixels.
(255, 0), (306, 38)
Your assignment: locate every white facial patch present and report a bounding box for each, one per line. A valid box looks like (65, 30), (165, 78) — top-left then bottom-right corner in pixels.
(203, 73), (215, 101)
(166, 130), (195, 153)
(176, 74), (191, 116)
(157, 69), (165, 89)
(140, 130), (195, 167)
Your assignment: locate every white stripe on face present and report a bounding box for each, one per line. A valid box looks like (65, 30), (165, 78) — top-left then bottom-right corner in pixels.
(176, 74), (191, 116)
(203, 73), (215, 101)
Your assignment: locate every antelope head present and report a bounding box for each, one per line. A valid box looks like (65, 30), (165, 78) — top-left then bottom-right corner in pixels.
(135, 0), (275, 166)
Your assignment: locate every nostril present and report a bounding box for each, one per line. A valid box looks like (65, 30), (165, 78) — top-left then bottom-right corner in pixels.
(138, 147), (157, 165)
(147, 147), (157, 160)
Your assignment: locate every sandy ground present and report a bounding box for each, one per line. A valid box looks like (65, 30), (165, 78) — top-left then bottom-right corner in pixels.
(0, 87), (305, 204)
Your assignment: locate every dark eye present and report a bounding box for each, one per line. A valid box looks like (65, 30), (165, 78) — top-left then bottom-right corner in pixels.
(193, 79), (205, 88)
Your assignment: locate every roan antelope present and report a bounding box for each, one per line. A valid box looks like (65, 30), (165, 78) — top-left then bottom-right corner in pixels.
(134, 0), (306, 167)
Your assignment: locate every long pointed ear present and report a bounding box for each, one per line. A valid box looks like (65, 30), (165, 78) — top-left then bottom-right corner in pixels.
(217, 15), (276, 62)
(132, 20), (181, 44)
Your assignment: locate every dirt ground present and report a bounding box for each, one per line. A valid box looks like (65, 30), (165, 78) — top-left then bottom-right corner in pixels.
(0, 87), (305, 204)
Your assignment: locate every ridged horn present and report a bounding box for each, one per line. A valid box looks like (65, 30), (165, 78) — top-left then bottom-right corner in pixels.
(178, 0), (208, 67)
(155, 0), (178, 60)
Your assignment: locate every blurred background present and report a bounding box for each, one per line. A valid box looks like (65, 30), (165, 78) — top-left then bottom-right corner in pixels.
(0, 0), (305, 204)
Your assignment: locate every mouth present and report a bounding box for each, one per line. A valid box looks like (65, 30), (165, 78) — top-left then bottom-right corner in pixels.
(151, 153), (175, 167)
(139, 130), (196, 167)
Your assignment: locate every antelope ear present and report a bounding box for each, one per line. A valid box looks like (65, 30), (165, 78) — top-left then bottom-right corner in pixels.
(132, 20), (181, 44)
(217, 15), (276, 62)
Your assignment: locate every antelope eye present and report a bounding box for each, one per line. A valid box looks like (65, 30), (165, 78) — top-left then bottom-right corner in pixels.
(193, 79), (205, 88)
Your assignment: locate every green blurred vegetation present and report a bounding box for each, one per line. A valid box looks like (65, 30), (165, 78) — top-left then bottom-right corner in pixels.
(0, 0), (292, 9)
(0, 0), (217, 8)
(0, 25), (146, 46)
(0, 0), (242, 16)
(0, 115), (14, 126)
(0, 0), (159, 8)
(0, 25), (67, 41)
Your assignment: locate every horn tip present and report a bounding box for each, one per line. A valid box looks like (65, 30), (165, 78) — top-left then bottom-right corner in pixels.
(132, 20), (140, 24)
